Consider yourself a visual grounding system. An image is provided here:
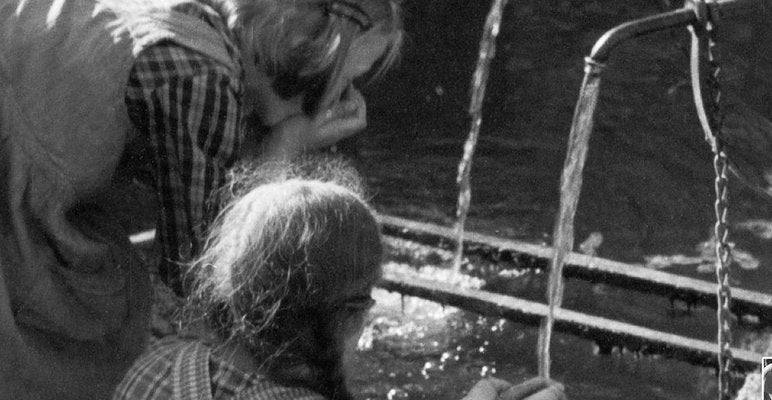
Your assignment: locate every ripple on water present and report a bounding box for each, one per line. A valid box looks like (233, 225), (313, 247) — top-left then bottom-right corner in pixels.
(352, 285), (743, 400)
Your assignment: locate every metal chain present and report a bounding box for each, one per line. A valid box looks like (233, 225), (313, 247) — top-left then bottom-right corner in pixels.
(703, 3), (734, 398)
(713, 141), (733, 400)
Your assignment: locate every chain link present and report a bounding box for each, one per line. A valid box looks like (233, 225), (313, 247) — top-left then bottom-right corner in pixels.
(703, 3), (734, 398)
(713, 149), (733, 400)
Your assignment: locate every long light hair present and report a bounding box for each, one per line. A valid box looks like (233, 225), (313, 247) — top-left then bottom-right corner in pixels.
(224, 0), (403, 115)
(187, 159), (383, 400)
(103, 0), (402, 115)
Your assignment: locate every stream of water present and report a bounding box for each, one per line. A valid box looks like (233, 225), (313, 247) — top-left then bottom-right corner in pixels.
(454, 0), (509, 274)
(537, 58), (605, 379)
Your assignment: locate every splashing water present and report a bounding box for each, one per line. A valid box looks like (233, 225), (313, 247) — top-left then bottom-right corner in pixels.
(537, 57), (605, 379)
(454, 0), (510, 275)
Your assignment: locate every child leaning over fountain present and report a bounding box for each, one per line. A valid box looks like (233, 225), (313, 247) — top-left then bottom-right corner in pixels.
(112, 163), (566, 400)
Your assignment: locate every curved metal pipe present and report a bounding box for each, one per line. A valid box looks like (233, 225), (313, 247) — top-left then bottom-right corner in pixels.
(590, 8), (694, 62)
(590, 0), (764, 63)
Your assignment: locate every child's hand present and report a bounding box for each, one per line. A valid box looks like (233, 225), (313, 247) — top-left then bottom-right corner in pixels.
(499, 378), (566, 400)
(460, 377), (566, 400)
(462, 378), (514, 400)
(257, 85), (367, 161)
(313, 84), (367, 145)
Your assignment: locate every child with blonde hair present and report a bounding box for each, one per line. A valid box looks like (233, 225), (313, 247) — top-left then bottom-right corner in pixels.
(114, 163), (566, 400)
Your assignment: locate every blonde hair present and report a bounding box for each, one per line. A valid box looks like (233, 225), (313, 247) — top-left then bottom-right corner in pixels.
(225, 0), (403, 114)
(103, 0), (401, 114)
(187, 159), (382, 399)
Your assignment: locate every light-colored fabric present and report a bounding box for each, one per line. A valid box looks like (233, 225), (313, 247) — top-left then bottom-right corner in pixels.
(113, 336), (328, 400)
(0, 0), (237, 398)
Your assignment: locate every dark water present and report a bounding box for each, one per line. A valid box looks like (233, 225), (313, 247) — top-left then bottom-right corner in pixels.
(351, 286), (722, 400)
(353, 2), (772, 394)
(345, 236), (772, 400)
(359, 0), (772, 285)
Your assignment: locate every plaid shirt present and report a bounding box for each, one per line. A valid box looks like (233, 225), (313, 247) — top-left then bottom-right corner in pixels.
(125, 1), (244, 292)
(113, 336), (326, 400)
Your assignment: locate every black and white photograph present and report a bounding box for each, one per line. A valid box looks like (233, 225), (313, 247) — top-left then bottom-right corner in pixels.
(2, 0), (772, 399)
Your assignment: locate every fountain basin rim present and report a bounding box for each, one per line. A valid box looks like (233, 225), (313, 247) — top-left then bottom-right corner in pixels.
(380, 270), (761, 373)
(377, 214), (772, 325)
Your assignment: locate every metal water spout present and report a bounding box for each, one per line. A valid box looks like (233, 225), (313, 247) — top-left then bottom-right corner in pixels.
(590, 0), (763, 63)
(538, 0), (768, 393)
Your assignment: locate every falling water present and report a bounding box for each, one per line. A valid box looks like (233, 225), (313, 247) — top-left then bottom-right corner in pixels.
(454, 0), (509, 275)
(537, 57), (605, 379)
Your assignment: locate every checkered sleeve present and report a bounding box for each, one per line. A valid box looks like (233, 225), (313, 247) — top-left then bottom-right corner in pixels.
(126, 42), (242, 293)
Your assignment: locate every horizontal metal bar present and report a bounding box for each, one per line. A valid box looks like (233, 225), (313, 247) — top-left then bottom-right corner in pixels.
(380, 270), (762, 373)
(378, 214), (772, 324)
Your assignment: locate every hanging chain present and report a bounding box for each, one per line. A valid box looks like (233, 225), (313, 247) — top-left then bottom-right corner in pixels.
(713, 134), (733, 400)
(702, 2), (734, 398)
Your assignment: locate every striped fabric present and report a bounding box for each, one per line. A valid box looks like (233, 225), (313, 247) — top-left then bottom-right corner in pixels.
(112, 336), (327, 400)
(125, 0), (245, 293)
